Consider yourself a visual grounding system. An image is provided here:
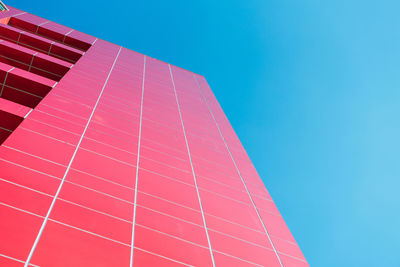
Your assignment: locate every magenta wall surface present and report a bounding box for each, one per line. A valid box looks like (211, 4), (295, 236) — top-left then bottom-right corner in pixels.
(0, 6), (308, 267)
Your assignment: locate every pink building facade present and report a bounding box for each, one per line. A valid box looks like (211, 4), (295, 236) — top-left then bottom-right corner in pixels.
(0, 4), (308, 266)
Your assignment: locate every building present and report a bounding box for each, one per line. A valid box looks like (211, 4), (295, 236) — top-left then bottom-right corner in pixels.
(0, 2), (308, 266)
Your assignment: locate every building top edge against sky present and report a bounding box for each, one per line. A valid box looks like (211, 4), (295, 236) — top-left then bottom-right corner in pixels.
(0, 2), (210, 76)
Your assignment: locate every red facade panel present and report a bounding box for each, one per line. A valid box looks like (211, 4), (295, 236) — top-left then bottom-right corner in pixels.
(0, 4), (308, 266)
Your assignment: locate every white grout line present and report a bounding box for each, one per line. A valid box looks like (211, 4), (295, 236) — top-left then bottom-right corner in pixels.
(17, 126), (137, 170)
(11, 12), (27, 17)
(136, 223), (209, 249)
(16, 31), (24, 45)
(48, 89), (97, 104)
(58, 197), (132, 223)
(50, 218), (130, 246)
(1, 152), (281, 236)
(0, 126), (12, 132)
(0, 158), (60, 179)
(50, 92), (93, 108)
(0, 82), (43, 99)
(137, 190), (199, 211)
(27, 118), (81, 136)
(0, 67), (15, 97)
(134, 247), (193, 266)
(0, 253), (39, 267)
(79, 146), (136, 167)
(24, 46), (122, 266)
(0, 172), (301, 255)
(130, 55), (146, 266)
(139, 166), (277, 213)
(135, 203), (200, 226)
(70, 167), (134, 190)
(1, 201), (194, 266)
(62, 29), (74, 44)
(168, 64), (216, 266)
(33, 106), (192, 157)
(37, 103), (191, 157)
(8, 19), (87, 53)
(64, 179), (134, 204)
(0, 178), (53, 197)
(2, 145), (67, 167)
(3, 127), (275, 210)
(0, 51), (59, 77)
(19, 127), (75, 146)
(193, 75), (285, 266)
(3, 120), (272, 202)
(35, 21), (49, 33)
(212, 250), (264, 267)
(0, 159), (275, 232)
(84, 136), (137, 156)
(24, 109), (34, 119)
(0, 53), (63, 77)
(47, 41), (55, 56)
(0, 201), (45, 219)
(33, 110), (86, 127)
(0, 33), (76, 63)
(39, 103), (90, 121)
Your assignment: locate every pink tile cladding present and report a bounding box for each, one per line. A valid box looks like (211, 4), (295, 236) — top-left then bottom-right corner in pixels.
(0, 4), (308, 267)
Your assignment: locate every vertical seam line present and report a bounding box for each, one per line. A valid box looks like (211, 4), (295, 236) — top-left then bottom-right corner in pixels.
(35, 20), (49, 33)
(0, 67), (15, 97)
(169, 65), (216, 267)
(28, 52), (38, 72)
(16, 31), (24, 45)
(48, 41), (55, 56)
(24, 109), (33, 119)
(24, 46), (122, 266)
(130, 55), (146, 267)
(63, 29), (74, 44)
(193, 74), (284, 267)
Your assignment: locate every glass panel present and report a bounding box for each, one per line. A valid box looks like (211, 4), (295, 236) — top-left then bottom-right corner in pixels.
(0, 1), (7, 11)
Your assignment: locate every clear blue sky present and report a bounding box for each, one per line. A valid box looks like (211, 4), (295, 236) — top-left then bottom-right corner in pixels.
(8, 0), (400, 266)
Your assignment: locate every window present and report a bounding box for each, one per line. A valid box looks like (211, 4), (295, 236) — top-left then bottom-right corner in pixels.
(0, 8), (93, 144)
(0, 1), (8, 12)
